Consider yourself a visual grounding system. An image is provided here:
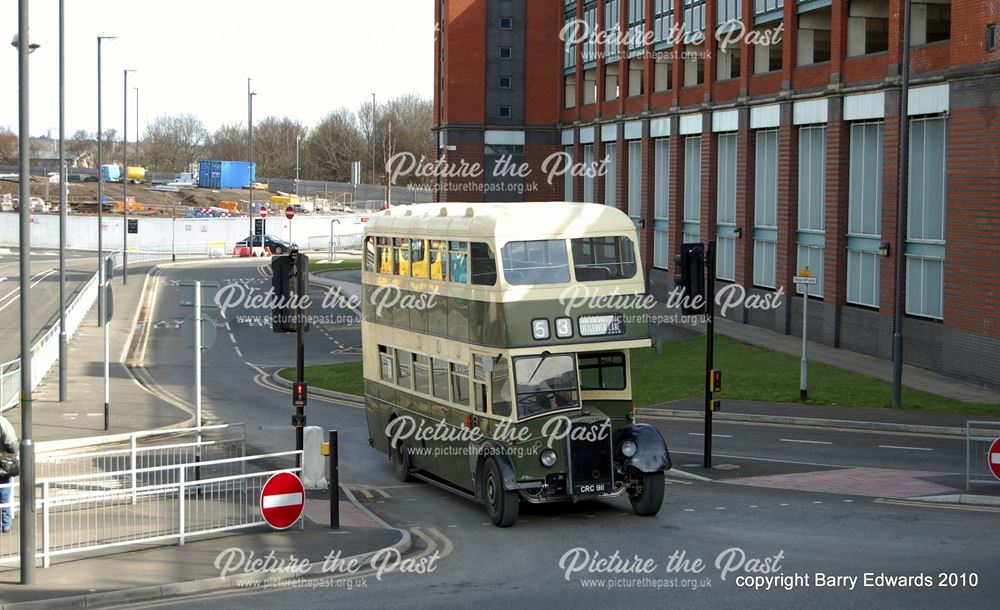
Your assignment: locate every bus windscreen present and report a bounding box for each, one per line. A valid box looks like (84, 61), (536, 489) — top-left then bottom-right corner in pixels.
(514, 354), (579, 418)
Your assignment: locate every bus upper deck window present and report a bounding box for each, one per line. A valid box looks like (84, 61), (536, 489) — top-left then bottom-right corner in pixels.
(500, 240), (570, 285)
(471, 242), (497, 286)
(450, 241), (469, 284)
(570, 236), (637, 281)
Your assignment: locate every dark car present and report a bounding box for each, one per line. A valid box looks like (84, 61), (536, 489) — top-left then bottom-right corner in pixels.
(235, 234), (297, 255)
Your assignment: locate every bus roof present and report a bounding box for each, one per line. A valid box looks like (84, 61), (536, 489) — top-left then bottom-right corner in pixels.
(364, 202), (638, 241)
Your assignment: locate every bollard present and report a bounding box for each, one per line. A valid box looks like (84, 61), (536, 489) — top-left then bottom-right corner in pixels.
(302, 426), (327, 490)
(329, 430), (339, 530)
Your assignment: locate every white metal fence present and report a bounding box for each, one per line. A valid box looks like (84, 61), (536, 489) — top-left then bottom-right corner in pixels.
(0, 424), (300, 570)
(966, 421), (1000, 490)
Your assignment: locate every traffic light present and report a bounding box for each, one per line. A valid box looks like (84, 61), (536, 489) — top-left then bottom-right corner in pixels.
(272, 254), (296, 333)
(710, 369), (722, 393)
(293, 382), (308, 407)
(673, 243), (706, 315)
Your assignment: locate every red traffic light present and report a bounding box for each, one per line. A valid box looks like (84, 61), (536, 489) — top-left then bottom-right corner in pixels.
(711, 370), (722, 393)
(293, 382), (308, 406)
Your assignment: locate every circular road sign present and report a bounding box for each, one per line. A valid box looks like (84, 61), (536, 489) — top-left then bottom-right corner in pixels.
(285, 206), (295, 220)
(260, 207), (268, 218)
(260, 472), (305, 530)
(989, 437), (1000, 481)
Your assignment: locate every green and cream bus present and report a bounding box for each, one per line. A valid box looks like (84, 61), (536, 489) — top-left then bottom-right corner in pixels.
(361, 202), (672, 526)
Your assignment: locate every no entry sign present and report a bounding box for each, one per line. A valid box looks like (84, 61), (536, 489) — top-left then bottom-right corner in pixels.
(989, 437), (1000, 481)
(260, 471), (305, 529)
(285, 206), (295, 220)
(260, 208), (268, 218)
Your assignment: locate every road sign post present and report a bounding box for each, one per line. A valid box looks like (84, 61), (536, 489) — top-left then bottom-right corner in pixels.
(286, 205), (295, 244)
(261, 472), (305, 530)
(794, 271), (819, 402)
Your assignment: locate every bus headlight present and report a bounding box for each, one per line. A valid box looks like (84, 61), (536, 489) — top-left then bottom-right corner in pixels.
(540, 449), (558, 468)
(620, 440), (637, 458)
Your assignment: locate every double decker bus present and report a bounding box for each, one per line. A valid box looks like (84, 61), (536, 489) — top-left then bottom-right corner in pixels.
(361, 202), (672, 526)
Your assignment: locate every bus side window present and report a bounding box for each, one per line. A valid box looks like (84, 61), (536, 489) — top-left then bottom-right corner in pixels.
(364, 236), (376, 272)
(378, 237), (392, 274)
(393, 238), (410, 276)
(414, 355), (431, 394)
(411, 239), (428, 279)
(471, 242), (497, 286)
(431, 358), (449, 401)
(491, 357), (511, 417)
(379, 345), (394, 383)
(449, 241), (468, 284)
(430, 241), (449, 281)
(473, 355), (488, 413)
(451, 363), (470, 406)
(395, 349), (412, 390)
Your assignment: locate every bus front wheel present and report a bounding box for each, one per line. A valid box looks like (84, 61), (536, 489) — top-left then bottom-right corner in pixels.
(390, 438), (414, 482)
(483, 458), (519, 527)
(629, 471), (665, 517)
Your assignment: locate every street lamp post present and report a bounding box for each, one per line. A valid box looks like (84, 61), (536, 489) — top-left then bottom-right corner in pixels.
(370, 92), (376, 186)
(295, 135), (300, 198)
(892, 0), (913, 409)
(122, 68), (135, 285)
(58, 0), (67, 402)
(248, 78), (256, 236)
(14, 0), (38, 584)
(133, 86), (139, 164)
(96, 35), (115, 327)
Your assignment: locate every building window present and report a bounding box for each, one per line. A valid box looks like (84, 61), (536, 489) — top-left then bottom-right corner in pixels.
(604, 142), (618, 207)
(628, 140), (642, 219)
(683, 0), (706, 33)
(753, 0), (783, 23)
(906, 117), (946, 320)
(907, 257), (944, 319)
(605, 63), (620, 100)
(654, 55), (673, 91)
(847, 121), (883, 308)
(583, 68), (598, 104)
(683, 135), (701, 244)
(564, 10), (578, 71)
(628, 59), (645, 96)
(848, 122), (883, 237)
(564, 145), (575, 201)
(499, 16), (513, 30)
(565, 75), (576, 108)
(654, 0), (676, 48)
(498, 106), (511, 118)
(797, 126), (826, 296)
(753, 129), (778, 289)
(798, 7), (832, 66)
(717, 45), (741, 80)
(499, 76), (512, 89)
(605, 0), (621, 63)
(911, 2), (950, 45)
(627, 0), (647, 58)
(499, 46), (512, 59)
(582, 4), (598, 65)
(989, 24), (998, 52)
(583, 144), (595, 203)
(847, 250), (880, 307)
(717, 1), (743, 80)
(753, 24), (783, 73)
(716, 133), (737, 281)
(653, 138), (670, 269)
(847, 0), (889, 56)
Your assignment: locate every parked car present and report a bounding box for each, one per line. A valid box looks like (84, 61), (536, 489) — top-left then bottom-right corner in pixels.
(235, 234), (296, 255)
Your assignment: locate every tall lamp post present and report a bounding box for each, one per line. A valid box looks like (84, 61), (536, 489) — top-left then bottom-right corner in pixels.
(248, 78), (256, 238)
(58, 0), (67, 402)
(370, 92), (376, 186)
(96, 35), (116, 327)
(14, 1), (39, 585)
(295, 134), (301, 198)
(122, 68), (135, 284)
(892, 1), (913, 408)
(133, 86), (139, 164)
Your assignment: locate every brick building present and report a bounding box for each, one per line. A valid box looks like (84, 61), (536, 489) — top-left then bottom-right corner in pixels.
(433, 0), (1000, 389)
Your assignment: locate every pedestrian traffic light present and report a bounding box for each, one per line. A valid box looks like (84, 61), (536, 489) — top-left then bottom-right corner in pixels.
(293, 382), (307, 407)
(710, 369), (722, 393)
(673, 243), (706, 315)
(271, 254), (296, 333)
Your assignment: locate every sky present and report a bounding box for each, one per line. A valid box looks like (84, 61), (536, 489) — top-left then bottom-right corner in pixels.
(0, 0), (435, 138)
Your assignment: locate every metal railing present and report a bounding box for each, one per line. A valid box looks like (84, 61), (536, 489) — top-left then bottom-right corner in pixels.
(966, 421), (1000, 490)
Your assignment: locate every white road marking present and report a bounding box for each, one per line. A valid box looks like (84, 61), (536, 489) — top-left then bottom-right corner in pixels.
(780, 503), (789, 506)
(261, 492), (303, 509)
(878, 445), (933, 451)
(812, 501), (823, 504)
(714, 507), (725, 510)
(688, 433), (733, 438)
(228, 332), (236, 343)
(684, 508), (695, 512)
(234, 346), (243, 358)
(779, 438), (832, 445)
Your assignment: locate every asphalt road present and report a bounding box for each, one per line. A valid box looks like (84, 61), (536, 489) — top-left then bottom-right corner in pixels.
(0, 248), (100, 362)
(122, 260), (1000, 608)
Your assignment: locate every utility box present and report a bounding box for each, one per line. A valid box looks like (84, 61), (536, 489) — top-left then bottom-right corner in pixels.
(197, 160), (256, 190)
(101, 164), (122, 182)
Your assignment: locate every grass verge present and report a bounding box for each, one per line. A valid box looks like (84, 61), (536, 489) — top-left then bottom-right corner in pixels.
(309, 258), (362, 273)
(278, 360), (364, 397)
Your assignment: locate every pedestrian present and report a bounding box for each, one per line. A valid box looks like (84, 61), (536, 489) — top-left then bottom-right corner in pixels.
(0, 413), (17, 534)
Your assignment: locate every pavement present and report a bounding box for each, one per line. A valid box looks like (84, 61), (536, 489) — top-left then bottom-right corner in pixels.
(0, 260), (412, 609)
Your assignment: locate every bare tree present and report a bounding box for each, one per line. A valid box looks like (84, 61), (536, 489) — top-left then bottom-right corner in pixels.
(302, 108), (366, 182)
(0, 127), (17, 165)
(143, 114), (208, 172)
(253, 116), (307, 179)
(205, 122), (246, 162)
